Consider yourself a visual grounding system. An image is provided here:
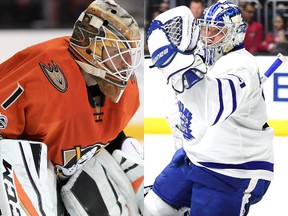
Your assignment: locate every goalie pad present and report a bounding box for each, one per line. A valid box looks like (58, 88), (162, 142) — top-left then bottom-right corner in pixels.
(61, 148), (139, 216)
(144, 190), (189, 216)
(0, 139), (58, 216)
(112, 149), (144, 215)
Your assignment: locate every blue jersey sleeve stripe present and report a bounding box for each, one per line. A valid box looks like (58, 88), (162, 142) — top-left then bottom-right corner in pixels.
(228, 79), (237, 114)
(212, 78), (224, 125)
(198, 161), (274, 172)
(224, 79), (237, 120)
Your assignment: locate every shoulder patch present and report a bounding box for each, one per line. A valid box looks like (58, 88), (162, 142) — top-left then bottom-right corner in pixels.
(39, 60), (68, 92)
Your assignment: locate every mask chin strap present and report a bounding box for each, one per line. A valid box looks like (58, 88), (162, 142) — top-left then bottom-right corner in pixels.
(80, 69), (98, 86)
(76, 60), (107, 79)
(76, 60), (128, 88)
(76, 60), (126, 103)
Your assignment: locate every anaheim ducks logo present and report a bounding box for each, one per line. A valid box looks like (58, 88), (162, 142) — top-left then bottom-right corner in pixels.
(0, 113), (8, 129)
(39, 60), (68, 92)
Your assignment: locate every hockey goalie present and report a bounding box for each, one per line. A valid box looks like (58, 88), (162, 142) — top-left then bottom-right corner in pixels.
(145, 1), (273, 216)
(0, 0), (143, 215)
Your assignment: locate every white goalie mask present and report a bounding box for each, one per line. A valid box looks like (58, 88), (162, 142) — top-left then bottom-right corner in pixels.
(198, 0), (247, 66)
(69, 0), (142, 103)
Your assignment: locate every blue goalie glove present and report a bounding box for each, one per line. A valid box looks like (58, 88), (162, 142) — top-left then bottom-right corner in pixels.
(147, 6), (207, 93)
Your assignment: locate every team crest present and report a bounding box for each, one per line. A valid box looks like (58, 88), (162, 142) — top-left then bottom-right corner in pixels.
(55, 142), (107, 177)
(178, 101), (194, 140)
(39, 60), (68, 92)
(0, 113), (8, 129)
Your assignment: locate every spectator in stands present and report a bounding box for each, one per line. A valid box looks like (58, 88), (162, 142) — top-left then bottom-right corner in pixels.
(149, 1), (170, 21)
(260, 14), (287, 54)
(241, 1), (264, 54)
(144, 1), (170, 55)
(188, 0), (205, 19)
(59, 0), (92, 28)
(0, 0), (42, 28)
(271, 31), (288, 55)
(158, 1), (170, 13)
(276, 3), (288, 16)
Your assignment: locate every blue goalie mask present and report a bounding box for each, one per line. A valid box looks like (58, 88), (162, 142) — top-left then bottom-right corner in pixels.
(198, 0), (247, 66)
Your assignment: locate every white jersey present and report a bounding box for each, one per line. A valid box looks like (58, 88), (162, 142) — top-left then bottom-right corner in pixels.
(177, 48), (274, 180)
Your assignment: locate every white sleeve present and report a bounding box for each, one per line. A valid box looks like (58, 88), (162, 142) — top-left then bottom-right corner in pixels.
(178, 52), (260, 126)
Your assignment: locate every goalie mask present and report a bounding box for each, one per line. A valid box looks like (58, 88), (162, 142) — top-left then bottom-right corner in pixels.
(198, 0), (246, 66)
(69, 0), (142, 103)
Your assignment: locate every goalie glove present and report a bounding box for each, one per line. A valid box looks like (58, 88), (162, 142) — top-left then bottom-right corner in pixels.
(147, 6), (207, 93)
(147, 6), (199, 66)
(120, 137), (144, 160)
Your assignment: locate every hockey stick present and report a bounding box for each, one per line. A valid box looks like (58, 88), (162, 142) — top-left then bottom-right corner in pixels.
(261, 53), (287, 84)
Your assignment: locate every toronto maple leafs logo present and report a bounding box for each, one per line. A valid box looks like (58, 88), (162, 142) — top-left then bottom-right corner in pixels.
(39, 60), (68, 92)
(0, 113), (8, 129)
(178, 101), (194, 140)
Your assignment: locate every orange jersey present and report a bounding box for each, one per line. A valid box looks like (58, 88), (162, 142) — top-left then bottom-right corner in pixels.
(0, 36), (140, 176)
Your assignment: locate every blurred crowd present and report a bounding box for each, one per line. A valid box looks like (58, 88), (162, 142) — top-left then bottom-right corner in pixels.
(1, 0), (287, 56)
(0, 0), (94, 28)
(145, 0), (288, 56)
(0, 0), (144, 28)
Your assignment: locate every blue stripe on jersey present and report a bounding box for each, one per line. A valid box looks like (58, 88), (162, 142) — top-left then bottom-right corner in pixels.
(198, 161), (274, 172)
(226, 79), (237, 118)
(212, 78), (224, 125)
